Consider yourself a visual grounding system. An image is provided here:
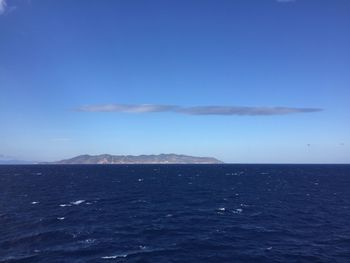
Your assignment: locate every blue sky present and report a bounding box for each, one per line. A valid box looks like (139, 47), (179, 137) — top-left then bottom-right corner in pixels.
(0, 0), (349, 163)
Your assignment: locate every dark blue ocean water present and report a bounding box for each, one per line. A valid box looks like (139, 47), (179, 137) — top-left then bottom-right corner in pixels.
(0, 165), (350, 263)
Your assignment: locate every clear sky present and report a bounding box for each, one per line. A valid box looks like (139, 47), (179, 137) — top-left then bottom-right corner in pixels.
(0, 0), (349, 163)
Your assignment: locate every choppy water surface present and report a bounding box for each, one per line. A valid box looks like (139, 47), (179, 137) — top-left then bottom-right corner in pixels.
(0, 164), (350, 262)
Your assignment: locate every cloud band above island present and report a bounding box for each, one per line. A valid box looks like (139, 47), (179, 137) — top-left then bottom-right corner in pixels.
(76, 104), (322, 116)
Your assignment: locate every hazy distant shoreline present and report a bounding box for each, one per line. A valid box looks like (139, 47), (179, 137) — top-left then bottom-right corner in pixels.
(43, 154), (223, 165)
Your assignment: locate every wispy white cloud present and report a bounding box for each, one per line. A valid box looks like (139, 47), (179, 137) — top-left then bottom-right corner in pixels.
(76, 104), (322, 116)
(77, 104), (178, 113)
(0, 0), (7, 14)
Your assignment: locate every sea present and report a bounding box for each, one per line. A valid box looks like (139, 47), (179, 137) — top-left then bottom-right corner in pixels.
(0, 164), (349, 262)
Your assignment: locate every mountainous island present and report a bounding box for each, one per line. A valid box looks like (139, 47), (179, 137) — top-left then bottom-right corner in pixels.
(50, 154), (223, 164)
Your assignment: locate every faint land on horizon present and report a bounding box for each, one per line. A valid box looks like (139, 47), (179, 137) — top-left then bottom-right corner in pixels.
(46, 154), (223, 164)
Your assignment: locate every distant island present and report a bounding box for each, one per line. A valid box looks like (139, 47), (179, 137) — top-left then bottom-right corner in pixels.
(49, 154), (223, 164)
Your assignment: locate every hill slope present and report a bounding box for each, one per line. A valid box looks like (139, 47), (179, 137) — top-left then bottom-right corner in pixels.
(52, 154), (223, 164)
